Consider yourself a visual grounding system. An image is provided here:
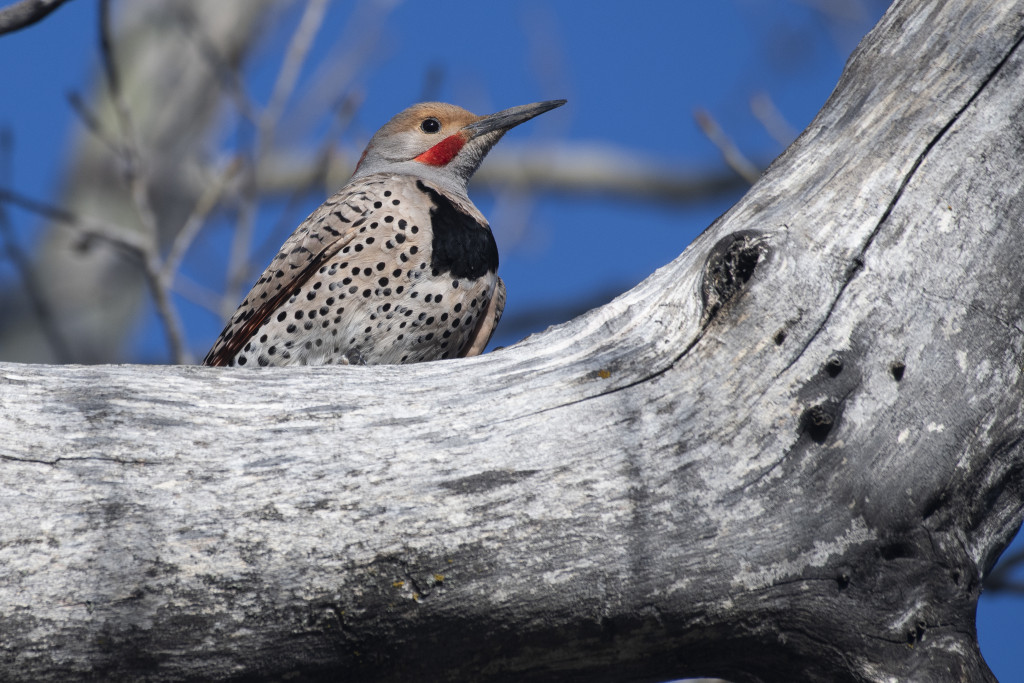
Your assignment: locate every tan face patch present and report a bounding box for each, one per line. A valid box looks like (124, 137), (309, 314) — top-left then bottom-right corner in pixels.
(379, 102), (481, 140)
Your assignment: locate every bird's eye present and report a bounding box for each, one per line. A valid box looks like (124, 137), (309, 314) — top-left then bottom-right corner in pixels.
(420, 117), (441, 134)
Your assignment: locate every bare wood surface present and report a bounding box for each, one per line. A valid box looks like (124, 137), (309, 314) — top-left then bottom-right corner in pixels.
(0, 0), (1023, 681)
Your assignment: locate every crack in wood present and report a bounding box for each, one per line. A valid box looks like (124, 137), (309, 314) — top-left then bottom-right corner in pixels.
(776, 30), (1024, 384)
(0, 453), (148, 466)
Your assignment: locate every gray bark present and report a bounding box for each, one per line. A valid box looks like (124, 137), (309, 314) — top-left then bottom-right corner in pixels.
(0, 0), (1022, 681)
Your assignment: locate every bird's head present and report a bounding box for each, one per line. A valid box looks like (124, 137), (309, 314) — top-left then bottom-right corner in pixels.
(351, 99), (566, 198)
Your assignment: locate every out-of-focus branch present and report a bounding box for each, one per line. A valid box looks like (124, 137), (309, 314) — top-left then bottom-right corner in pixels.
(492, 284), (626, 345)
(251, 143), (753, 204)
(161, 159), (240, 283)
(171, 5), (259, 125)
(985, 549), (1024, 594)
(477, 145), (752, 202)
(170, 271), (221, 315)
(99, 0), (188, 363)
(694, 108), (761, 184)
(0, 1), (277, 365)
(65, 92), (122, 156)
(0, 187), (150, 254)
(222, 0), (329, 320)
(0, 0), (72, 36)
(288, 0), (395, 136)
(0, 186), (187, 366)
(0, 205), (72, 361)
(750, 91), (798, 148)
(0, 131), (71, 361)
(261, 0), (328, 139)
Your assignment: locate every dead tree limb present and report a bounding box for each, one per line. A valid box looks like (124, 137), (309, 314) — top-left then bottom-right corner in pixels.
(0, 0), (1022, 681)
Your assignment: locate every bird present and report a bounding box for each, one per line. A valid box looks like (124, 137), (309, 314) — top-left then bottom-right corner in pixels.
(203, 98), (565, 368)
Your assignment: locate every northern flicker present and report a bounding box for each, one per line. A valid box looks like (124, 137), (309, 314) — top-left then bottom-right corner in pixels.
(203, 99), (565, 367)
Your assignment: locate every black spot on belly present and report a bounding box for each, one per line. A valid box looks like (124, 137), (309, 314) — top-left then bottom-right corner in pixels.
(416, 180), (498, 280)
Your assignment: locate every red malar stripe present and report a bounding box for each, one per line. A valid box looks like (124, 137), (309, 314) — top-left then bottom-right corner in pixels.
(413, 132), (468, 166)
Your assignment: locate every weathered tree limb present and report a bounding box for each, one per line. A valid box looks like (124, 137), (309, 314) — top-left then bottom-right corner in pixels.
(1, 0), (1023, 681)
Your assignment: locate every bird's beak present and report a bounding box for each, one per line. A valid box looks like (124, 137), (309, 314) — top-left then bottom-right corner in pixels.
(463, 99), (567, 138)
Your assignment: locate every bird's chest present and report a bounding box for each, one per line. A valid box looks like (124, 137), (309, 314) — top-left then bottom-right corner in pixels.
(253, 183), (498, 365)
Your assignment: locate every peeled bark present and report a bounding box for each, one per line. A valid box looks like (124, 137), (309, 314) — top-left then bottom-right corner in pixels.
(0, 0), (1022, 681)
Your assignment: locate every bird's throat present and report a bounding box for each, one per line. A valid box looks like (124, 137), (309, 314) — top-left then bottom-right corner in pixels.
(413, 132), (469, 166)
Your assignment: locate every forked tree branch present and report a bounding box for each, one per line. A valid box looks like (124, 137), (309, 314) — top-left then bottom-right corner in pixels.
(0, 1), (1022, 681)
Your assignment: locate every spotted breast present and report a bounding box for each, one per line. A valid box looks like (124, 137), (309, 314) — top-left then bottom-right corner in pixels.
(203, 173), (504, 366)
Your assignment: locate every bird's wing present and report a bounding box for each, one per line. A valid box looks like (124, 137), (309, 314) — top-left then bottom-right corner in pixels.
(458, 276), (506, 358)
(202, 179), (385, 366)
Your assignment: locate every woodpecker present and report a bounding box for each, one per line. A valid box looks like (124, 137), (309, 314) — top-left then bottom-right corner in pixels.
(203, 99), (565, 367)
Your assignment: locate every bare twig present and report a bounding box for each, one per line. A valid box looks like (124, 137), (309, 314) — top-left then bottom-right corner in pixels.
(419, 65), (444, 103)
(222, 0), (329, 320)
(489, 187), (536, 252)
(0, 130), (71, 362)
(478, 148), (748, 202)
(523, 3), (572, 126)
(98, 0), (159, 240)
(241, 95), (360, 288)
(0, 0), (72, 36)
(0, 187), (150, 255)
(261, 0), (329, 139)
(318, 90), (364, 193)
(222, 194), (256, 320)
(694, 108), (762, 185)
(65, 91), (124, 157)
(0, 126), (7, 183)
(290, 0), (395, 136)
(99, 0), (150, 220)
(793, 0), (878, 56)
(142, 251), (191, 363)
(171, 5), (259, 125)
(794, 0), (870, 25)
(97, 0), (122, 99)
(161, 159), (241, 283)
(985, 549), (1024, 593)
(750, 92), (799, 148)
(170, 272), (222, 316)
(98, 0), (186, 363)
(0, 206), (72, 362)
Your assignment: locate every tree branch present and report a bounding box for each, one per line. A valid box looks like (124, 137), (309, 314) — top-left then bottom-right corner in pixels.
(252, 142), (753, 204)
(694, 107), (761, 184)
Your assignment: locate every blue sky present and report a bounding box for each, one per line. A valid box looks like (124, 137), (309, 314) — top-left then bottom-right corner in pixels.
(0, 0), (1021, 678)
